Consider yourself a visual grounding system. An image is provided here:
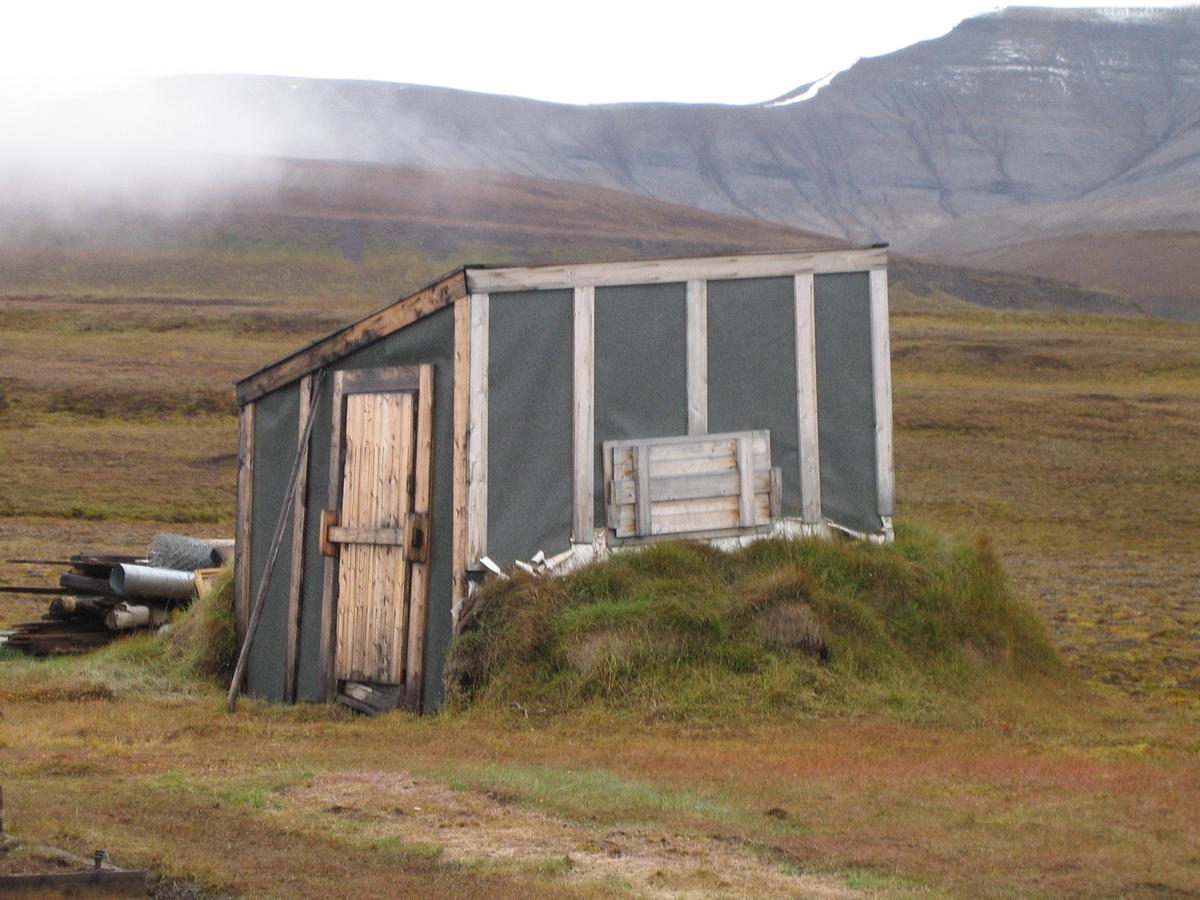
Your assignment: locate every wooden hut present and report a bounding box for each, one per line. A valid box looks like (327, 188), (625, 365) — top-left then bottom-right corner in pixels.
(233, 246), (894, 713)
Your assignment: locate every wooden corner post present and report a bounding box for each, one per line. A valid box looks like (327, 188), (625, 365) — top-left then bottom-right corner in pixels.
(573, 285), (595, 542)
(465, 293), (489, 570)
(404, 364), (436, 711)
(794, 273), (821, 524)
(686, 279), (708, 436)
(234, 402), (256, 648)
(869, 268), (895, 519)
(452, 297), (471, 627)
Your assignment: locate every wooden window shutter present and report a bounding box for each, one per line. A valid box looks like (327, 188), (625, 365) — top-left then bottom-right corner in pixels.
(604, 431), (781, 540)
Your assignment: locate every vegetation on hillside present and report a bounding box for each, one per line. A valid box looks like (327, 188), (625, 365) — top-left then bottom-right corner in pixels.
(447, 525), (1059, 721)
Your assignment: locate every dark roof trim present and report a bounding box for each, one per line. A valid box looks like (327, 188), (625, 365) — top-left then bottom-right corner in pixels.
(236, 269), (469, 406)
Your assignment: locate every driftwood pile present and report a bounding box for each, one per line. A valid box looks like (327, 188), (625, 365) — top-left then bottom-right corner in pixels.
(1, 535), (233, 656)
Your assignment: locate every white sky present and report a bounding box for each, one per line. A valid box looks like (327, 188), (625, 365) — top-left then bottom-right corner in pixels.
(2, 0), (1198, 113)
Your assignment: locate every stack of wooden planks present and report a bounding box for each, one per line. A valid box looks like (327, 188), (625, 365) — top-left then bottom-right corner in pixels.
(1, 546), (224, 656)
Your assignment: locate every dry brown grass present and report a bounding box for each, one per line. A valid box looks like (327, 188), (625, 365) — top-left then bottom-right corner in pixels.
(891, 311), (1200, 697)
(3, 289), (1200, 898)
(0, 696), (1197, 899)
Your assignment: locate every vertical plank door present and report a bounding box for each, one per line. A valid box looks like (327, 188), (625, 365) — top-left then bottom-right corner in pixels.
(335, 390), (415, 684)
(322, 365), (433, 705)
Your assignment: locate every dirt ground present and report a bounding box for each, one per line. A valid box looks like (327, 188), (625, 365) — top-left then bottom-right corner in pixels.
(0, 765), (864, 900)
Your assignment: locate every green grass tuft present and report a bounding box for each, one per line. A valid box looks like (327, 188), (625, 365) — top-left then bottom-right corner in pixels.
(445, 524), (1060, 721)
(159, 565), (238, 685)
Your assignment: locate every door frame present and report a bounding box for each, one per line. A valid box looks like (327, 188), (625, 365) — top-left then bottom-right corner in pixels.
(317, 364), (435, 710)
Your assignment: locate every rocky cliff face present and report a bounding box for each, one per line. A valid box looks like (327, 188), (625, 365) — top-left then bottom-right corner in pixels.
(28, 6), (1198, 247)
(9, 8), (1200, 314)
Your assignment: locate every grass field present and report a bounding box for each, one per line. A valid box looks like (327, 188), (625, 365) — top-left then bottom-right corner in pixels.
(1, 261), (1199, 899)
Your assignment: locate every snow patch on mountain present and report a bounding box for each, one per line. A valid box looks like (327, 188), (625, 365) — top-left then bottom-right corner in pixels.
(760, 69), (842, 108)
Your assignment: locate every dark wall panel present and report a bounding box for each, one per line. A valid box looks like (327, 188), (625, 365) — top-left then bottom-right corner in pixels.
(593, 282), (687, 523)
(813, 272), (881, 534)
(295, 379), (332, 703)
(247, 382), (300, 702)
(707, 276), (800, 516)
(487, 290), (574, 566)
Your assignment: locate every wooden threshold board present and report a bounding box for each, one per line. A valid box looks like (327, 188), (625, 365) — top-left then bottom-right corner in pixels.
(0, 870), (148, 898)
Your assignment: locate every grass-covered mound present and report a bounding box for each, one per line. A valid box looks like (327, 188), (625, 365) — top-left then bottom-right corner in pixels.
(445, 525), (1060, 719)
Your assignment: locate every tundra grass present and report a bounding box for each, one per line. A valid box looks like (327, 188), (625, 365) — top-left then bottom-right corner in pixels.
(2, 295), (1200, 897)
(1, 691), (1197, 900)
(890, 311), (1200, 697)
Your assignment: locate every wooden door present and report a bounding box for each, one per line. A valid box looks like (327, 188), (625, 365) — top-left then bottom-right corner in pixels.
(321, 365), (434, 711)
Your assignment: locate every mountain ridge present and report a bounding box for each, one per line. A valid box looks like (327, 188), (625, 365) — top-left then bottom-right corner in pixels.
(6, 6), (1200, 316)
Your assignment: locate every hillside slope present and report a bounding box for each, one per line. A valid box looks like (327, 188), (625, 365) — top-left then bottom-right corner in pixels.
(16, 7), (1200, 315)
(0, 157), (1141, 318)
(19, 6), (1198, 248)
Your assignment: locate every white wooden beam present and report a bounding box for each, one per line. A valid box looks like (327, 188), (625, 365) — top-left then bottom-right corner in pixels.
(794, 273), (822, 524)
(467, 248), (887, 293)
(869, 269), (896, 518)
(686, 279), (708, 436)
(572, 286), (595, 542)
(465, 293), (489, 568)
(451, 297), (471, 623)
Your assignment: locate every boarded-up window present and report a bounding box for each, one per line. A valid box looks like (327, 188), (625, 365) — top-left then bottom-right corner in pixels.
(604, 431), (780, 540)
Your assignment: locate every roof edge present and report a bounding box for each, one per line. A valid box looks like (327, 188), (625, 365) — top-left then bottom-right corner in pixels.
(466, 246), (886, 293)
(236, 268), (469, 405)
(235, 245), (889, 405)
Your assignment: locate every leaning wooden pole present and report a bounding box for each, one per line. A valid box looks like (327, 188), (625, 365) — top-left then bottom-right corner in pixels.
(227, 370), (325, 712)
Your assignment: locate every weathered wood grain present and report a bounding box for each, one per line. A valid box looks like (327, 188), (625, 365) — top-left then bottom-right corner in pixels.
(633, 444), (652, 537)
(284, 374), (312, 702)
(605, 430), (774, 539)
(736, 435), (755, 528)
(870, 268), (896, 519)
(466, 293), (489, 569)
(234, 401), (255, 648)
(452, 297), (470, 620)
(236, 271), (468, 404)
(573, 285), (595, 542)
(0, 870), (148, 899)
(794, 272), (822, 524)
(609, 469), (772, 504)
(686, 279), (708, 435)
(335, 390), (414, 685)
(467, 248), (886, 293)
(326, 526), (405, 545)
(404, 363), (435, 711)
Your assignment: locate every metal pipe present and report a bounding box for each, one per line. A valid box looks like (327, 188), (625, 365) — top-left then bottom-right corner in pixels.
(105, 603), (171, 631)
(110, 564), (196, 600)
